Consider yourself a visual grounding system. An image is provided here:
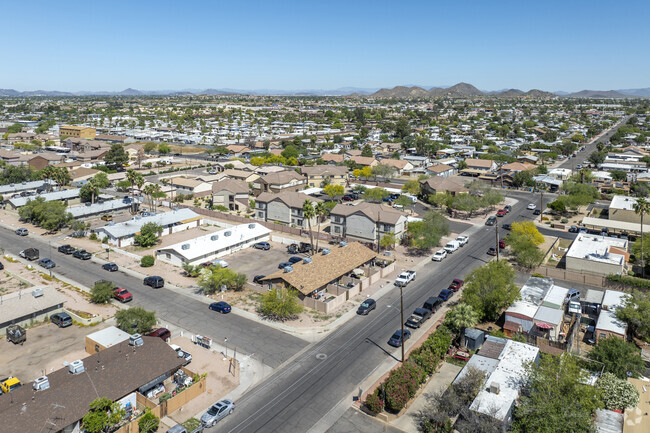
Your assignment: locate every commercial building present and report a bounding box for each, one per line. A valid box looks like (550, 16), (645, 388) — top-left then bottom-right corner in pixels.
(95, 208), (202, 247)
(157, 223), (271, 266)
(7, 188), (81, 209)
(565, 233), (629, 276)
(59, 125), (96, 139)
(0, 286), (66, 333)
(68, 198), (139, 219)
(0, 180), (56, 196)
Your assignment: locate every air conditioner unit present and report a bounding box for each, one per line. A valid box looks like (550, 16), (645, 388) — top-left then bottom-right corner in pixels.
(302, 257), (312, 264)
(489, 382), (500, 394)
(129, 334), (143, 347)
(69, 360), (85, 374)
(224, 231), (232, 237)
(33, 376), (50, 391)
(248, 223), (256, 229)
(32, 288), (44, 298)
(211, 235), (219, 241)
(181, 244), (190, 250)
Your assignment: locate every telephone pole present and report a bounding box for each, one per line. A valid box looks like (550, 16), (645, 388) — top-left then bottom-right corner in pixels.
(400, 285), (405, 363)
(540, 190), (544, 223)
(495, 223), (499, 261)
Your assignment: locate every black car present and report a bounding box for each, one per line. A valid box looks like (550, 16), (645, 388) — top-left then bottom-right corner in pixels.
(357, 298), (377, 315)
(502, 223), (511, 230)
(38, 258), (56, 269)
(51, 312), (73, 328)
(58, 244), (76, 254)
(388, 329), (411, 347)
(0, 261), (4, 270)
(278, 261), (293, 269)
(144, 276), (164, 288)
(102, 262), (119, 272)
(253, 275), (266, 284)
(253, 242), (270, 250)
(288, 256), (303, 264)
(533, 209), (541, 215)
(504, 205), (512, 213)
(568, 225), (579, 233)
(73, 249), (91, 260)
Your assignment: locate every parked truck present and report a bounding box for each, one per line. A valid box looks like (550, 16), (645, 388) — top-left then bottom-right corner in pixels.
(0, 377), (22, 394)
(6, 325), (26, 344)
(19, 248), (39, 261)
(394, 270), (416, 287)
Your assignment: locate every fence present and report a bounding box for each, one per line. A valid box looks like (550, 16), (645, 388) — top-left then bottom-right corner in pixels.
(531, 266), (608, 287)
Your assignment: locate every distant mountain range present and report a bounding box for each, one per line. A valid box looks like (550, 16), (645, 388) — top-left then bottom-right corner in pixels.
(0, 84), (649, 98)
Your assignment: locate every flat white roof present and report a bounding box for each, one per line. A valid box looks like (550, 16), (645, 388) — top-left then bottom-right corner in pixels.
(158, 223), (271, 261)
(8, 188), (80, 208)
(542, 285), (568, 308)
(534, 305), (564, 325)
(566, 233), (627, 265)
(506, 300), (539, 319)
(0, 286), (66, 324)
(68, 198), (137, 218)
(470, 340), (539, 421)
(453, 354), (499, 385)
(596, 308), (627, 335)
(97, 208), (200, 239)
(581, 216), (650, 234)
(610, 195), (637, 211)
(0, 180), (55, 195)
(86, 326), (132, 348)
(519, 277), (553, 304)
(602, 289), (627, 310)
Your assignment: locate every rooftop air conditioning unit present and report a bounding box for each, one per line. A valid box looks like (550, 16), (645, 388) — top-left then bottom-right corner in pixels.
(489, 382), (500, 394)
(224, 231), (232, 237)
(181, 244), (190, 250)
(211, 235), (219, 241)
(85, 202), (92, 206)
(303, 257), (312, 264)
(69, 360), (85, 374)
(33, 376), (50, 391)
(129, 333), (143, 347)
(283, 265), (293, 273)
(32, 288), (44, 298)
(322, 248), (330, 255)
(248, 223), (256, 229)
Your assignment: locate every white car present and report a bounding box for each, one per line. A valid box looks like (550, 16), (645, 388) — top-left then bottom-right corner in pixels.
(211, 259), (229, 268)
(527, 204), (536, 210)
(432, 249), (447, 262)
(456, 235), (469, 246)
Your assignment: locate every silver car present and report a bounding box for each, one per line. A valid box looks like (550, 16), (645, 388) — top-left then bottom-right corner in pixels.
(201, 399), (235, 427)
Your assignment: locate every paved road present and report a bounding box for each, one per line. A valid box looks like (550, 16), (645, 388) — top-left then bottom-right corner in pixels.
(0, 228), (307, 369)
(214, 197), (551, 433)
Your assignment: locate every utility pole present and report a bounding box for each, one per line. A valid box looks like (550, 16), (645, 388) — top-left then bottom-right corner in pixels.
(495, 222), (499, 262)
(540, 190), (544, 223)
(400, 286), (405, 363)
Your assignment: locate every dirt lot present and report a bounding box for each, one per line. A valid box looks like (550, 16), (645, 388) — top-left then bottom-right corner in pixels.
(0, 321), (111, 383)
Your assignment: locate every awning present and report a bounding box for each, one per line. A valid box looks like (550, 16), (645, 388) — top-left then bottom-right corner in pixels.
(536, 322), (553, 330)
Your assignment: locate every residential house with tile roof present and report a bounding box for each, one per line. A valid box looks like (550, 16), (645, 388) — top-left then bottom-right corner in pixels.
(255, 191), (321, 228)
(252, 170), (307, 196)
(301, 165), (349, 187)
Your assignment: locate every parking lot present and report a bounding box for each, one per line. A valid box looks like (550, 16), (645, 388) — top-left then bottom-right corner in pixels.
(224, 240), (308, 283)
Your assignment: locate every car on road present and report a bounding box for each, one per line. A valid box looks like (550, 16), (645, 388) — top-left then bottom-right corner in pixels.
(499, 239), (506, 249)
(19, 248), (39, 261)
(456, 235), (469, 246)
(148, 328), (171, 342)
(143, 276), (164, 288)
(102, 262), (119, 272)
(504, 205), (512, 213)
(568, 225), (579, 233)
(73, 249), (91, 260)
(201, 399), (235, 428)
(278, 261), (293, 269)
(576, 164), (583, 170)
(502, 223), (512, 230)
(0, 261), (3, 270)
(487, 247), (497, 256)
(288, 256), (303, 264)
(253, 242), (271, 250)
(423, 296), (443, 312)
(253, 275), (266, 284)
(388, 329), (411, 347)
(357, 298), (376, 315)
(496, 209), (506, 217)
(533, 209), (541, 215)
(443, 240), (460, 254)
(432, 249), (447, 262)
(485, 216), (497, 226)
(209, 301), (231, 314)
(50, 312), (73, 328)
(394, 270), (416, 287)
(100, 214), (113, 221)
(448, 279), (464, 291)
(15, 228), (28, 236)
(58, 244), (76, 254)
(527, 203), (536, 210)
(38, 258), (56, 269)
(438, 288), (454, 301)
(113, 287), (133, 303)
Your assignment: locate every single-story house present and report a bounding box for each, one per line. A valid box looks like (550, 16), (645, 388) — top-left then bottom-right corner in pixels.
(377, 159), (414, 175)
(349, 156), (379, 167)
(0, 180), (56, 196)
(321, 153), (345, 164)
(68, 198), (139, 220)
(0, 286), (66, 333)
(565, 233), (628, 276)
(169, 177), (212, 194)
(217, 169), (261, 184)
(426, 163), (456, 178)
(85, 325), (132, 354)
(595, 290), (628, 342)
(419, 176), (469, 196)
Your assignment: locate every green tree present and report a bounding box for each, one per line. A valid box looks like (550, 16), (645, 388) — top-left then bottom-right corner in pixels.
(93, 171), (110, 188)
(140, 255), (155, 267)
(323, 184), (344, 201)
(379, 231), (397, 250)
(281, 144), (300, 160)
(90, 280), (114, 304)
(462, 260), (519, 321)
(634, 197), (650, 278)
(138, 408), (160, 433)
(80, 178), (101, 203)
(17, 197), (73, 231)
(198, 266), (247, 293)
(115, 307), (157, 334)
(443, 303), (479, 334)
(512, 170), (535, 188)
(596, 372), (639, 411)
(158, 143), (170, 154)
(406, 211), (450, 251)
(302, 199), (316, 254)
(609, 169), (628, 182)
(116, 180), (131, 191)
(361, 144), (373, 157)
(616, 290), (650, 342)
(104, 143), (129, 167)
(258, 287), (303, 322)
(372, 164), (396, 182)
(126, 169), (144, 210)
(401, 179), (421, 196)
(394, 118), (411, 139)
(182, 262), (202, 277)
(314, 201), (328, 252)
(0, 165), (35, 185)
(7, 123), (23, 133)
(81, 397), (126, 433)
(363, 187), (389, 203)
(588, 337), (645, 379)
(143, 142), (157, 153)
(513, 354), (602, 433)
(134, 222), (163, 247)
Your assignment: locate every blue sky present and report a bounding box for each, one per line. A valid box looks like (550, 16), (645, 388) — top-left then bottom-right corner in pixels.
(2, 0), (648, 92)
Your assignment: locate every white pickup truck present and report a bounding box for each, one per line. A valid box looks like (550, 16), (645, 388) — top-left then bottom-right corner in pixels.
(394, 270), (416, 287)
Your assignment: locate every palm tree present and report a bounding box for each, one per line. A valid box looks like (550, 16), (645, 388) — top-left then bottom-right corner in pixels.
(302, 199), (315, 255)
(444, 303), (479, 337)
(160, 179), (172, 208)
(634, 197), (650, 278)
(314, 201), (328, 253)
(143, 184), (155, 212)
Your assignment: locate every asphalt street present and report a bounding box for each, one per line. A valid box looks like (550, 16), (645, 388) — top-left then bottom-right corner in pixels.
(0, 228), (307, 369)
(215, 194), (557, 433)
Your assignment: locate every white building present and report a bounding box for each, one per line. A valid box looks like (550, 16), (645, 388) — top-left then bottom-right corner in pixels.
(95, 208), (202, 247)
(156, 223), (271, 266)
(565, 233), (628, 276)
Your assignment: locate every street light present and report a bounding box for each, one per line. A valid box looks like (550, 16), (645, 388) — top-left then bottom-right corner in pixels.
(387, 286), (406, 363)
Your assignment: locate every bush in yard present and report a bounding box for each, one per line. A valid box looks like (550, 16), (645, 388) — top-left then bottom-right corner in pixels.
(365, 388), (384, 414)
(141, 255), (155, 267)
(596, 372), (639, 411)
(90, 280), (114, 304)
(384, 362), (426, 412)
(258, 287), (303, 321)
(115, 307), (156, 334)
(138, 408), (160, 433)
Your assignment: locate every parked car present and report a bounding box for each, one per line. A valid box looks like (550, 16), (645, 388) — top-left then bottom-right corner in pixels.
(253, 242), (271, 250)
(148, 328), (171, 342)
(253, 275), (266, 284)
(485, 216), (497, 226)
(448, 279), (464, 291)
(211, 259), (229, 268)
(58, 244), (76, 254)
(38, 258), (56, 269)
(388, 329), (411, 347)
(357, 298), (376, 315)
(100, 214), (113, 221)
(209, 301), (231, 314)
(533, 209), (541, 215)
(456, 235), (469, 246)
(502, 223), (512, 230)
(278, 261), (293, 269)
(423, 296), (443, 312)
(201, 399), (235, 428)
(504, 205), (512, 213)
(487, 247), (498, 256)
(288, 256), (303, 264)
(102, 262), (119, 272)
(143, 276), (164, 288)
(432, 249), (447, 262)
(496, 209), (507, 217)
(438, 288), (454, 301)
(19, 248), (39, 261)
(566, 288), (580, 301)
(0, 261), (3, 270)
(443, 240), (460, 254)
(342, 195), (355, 202)
(394, 270), (416, 287)
(527, 203), (536, 210)
(15, 228), (28, 236)
(499, 239), (506, 249)
(405, 308), (431, 329)
(113, 288), (133, 303)
(50, 312), (72, 328)
(73, 249), (91, 260)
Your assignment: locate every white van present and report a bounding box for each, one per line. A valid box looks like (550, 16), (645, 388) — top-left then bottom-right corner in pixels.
(405, 194), (418, 203)
(443, 240), (460, 254)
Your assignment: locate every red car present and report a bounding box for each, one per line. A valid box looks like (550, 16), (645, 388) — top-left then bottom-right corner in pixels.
(499, 239), (506, 249)
(448, 279), (464, 292)
(496, 209), (507, 217)
(113, 287), (133, 303)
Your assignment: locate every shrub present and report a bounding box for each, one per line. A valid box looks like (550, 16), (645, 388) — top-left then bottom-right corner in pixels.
(257, 287), (303, 321)
(102, 236), (109, 243)
(596, 372), (639, 410)
(214, 205), (229, 212)
(90, 280), (114, 304)
(384, 362), (426, 412)
(141, 255), (155, 267)
(138, 408), (160, 433)
(89, 232), (98, 241)
(607, 274), (650, 290)
(365, 388), (384, 414)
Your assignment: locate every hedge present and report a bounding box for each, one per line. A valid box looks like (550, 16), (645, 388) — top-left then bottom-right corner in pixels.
(365, 325), (452, 414)
(607, 274), (650, 290)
